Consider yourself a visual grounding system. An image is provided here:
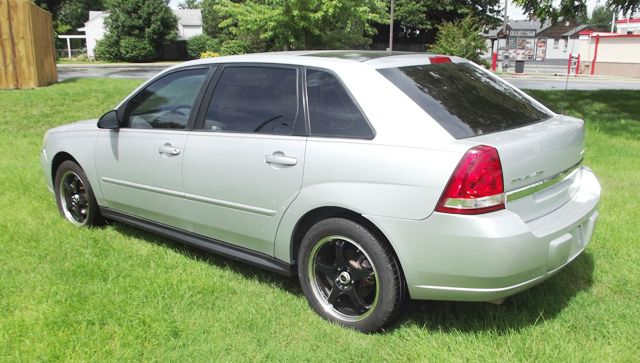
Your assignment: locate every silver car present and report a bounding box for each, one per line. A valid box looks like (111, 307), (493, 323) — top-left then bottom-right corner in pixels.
(41, 51), (600, 332)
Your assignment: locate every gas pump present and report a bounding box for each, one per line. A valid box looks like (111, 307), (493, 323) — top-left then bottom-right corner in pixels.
(502, 52), (510, 72)
(567, 53), (581, 76)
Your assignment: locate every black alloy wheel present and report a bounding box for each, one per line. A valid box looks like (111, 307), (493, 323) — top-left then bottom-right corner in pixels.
(298, 218), (405, 332)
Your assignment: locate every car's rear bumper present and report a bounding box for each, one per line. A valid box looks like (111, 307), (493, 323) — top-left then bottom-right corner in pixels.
(367, 167), (600, 302)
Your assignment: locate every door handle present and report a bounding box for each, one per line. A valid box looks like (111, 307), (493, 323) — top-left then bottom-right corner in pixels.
(158, 144), (180, 155)
(265, 152), (297, 166)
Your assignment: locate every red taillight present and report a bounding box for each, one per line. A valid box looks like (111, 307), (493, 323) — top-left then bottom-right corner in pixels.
(429, 56), (452, 64)
(435, 145), (505, 215)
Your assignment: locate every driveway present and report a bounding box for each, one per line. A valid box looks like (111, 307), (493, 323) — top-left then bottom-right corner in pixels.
(57, 63), (640, 90)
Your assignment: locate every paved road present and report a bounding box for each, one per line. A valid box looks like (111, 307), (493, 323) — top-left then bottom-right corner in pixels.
(57, 64), (640, 90)
(504, 75), (640, 90)
(57, 64), (168, 81)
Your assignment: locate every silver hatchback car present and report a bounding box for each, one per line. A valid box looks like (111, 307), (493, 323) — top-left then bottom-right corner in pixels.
(41, 51), (600, 332)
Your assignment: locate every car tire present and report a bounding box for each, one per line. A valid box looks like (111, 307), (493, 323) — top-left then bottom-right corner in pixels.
(54, 160), (103, 227)
(298, 217), (405, 332)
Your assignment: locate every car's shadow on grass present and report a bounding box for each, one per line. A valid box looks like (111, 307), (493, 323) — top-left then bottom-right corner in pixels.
(109, 221), (594, 334)
(398, 252), (594, 333)
(109, 222), (303, 295)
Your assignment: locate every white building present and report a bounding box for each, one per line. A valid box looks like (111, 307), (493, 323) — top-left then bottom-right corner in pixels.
(535, 23), (589, 60)
(78, 9), (203, 58)
(616, 17), (640, 34)
(575, 30), (640, 77)
(175, 9), (202, 40)
(77, 11), (106, 58)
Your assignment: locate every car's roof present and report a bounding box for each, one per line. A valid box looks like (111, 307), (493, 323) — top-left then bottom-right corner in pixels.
(173, 50), (462, 71)
(293, 50), (423, 62)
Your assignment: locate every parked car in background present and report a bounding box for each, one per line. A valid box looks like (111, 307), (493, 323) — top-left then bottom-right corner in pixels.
(41, 51), (600, 332)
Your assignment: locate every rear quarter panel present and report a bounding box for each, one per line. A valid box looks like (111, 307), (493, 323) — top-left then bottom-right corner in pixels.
(273, 139), (464, 262)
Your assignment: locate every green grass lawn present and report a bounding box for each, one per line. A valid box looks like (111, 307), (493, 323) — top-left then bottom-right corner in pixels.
(1, 79), (639, 361)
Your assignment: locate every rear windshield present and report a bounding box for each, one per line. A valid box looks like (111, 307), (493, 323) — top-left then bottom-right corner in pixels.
(378, 63), (551, 139)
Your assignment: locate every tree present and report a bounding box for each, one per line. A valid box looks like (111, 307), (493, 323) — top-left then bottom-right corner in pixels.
(96, 0), (177, 61)
(590, 5), (615, 30)
(430, 16), (486, 63)
(33, 0), (106, 34)
(57, 0), (106, 33)
(513, 0), (640, 22)
(202, 0), (387, 52)
(373, 0), (503, 47)
(179, 0), (202, 9)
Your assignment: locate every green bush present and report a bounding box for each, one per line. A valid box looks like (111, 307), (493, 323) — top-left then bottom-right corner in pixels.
(187, 34), (220, 59)
(94, 34), (120, 61)
(478, 59), (491, 69)
(431, 16), (486, 63)
(119, 37), (156, 62)
(200, 51), (220, 59)
(219, 40), (251, 56)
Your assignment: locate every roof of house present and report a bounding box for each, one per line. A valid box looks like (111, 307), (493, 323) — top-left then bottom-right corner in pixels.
(77, 11), (106, 31)
(563, 24), (591, 37)
(509, 19), (550, 31)
(536, 20), (579, 38)
(78, 9), (202, 31)
(483, 19), (551, 38)
(174, 9), (202, 27)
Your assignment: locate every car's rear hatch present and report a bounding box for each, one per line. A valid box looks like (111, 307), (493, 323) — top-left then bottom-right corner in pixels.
(467, 115), (584, 222)
(378, 58), (584, 221)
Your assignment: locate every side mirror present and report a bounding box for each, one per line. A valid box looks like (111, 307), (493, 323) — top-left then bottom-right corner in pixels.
(97, 110), (121, 129)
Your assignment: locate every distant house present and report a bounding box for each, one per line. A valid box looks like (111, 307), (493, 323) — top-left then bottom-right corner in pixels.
(535, 22), (593, 60)
(484, 20), (595, 61)
(78, 9), (203, 58)
(175, 9), (202, 40)
(483, 19), (550, 61)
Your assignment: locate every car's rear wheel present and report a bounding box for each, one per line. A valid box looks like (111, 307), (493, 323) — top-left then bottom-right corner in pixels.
(54, 160), (102, 227)
(298, 218), (405, 332)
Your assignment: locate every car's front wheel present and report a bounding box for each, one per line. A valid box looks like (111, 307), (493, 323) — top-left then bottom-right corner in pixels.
(54, 160), (102, 227)
(298, 218), (405, 332)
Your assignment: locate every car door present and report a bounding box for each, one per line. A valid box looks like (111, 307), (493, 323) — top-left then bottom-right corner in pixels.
(95, 66), (213, 230)
(182, 65), (306, 255)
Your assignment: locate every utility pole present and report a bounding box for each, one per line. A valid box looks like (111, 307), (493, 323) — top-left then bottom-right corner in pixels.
(611, 6), (617, 33)
(388, 0), (395, 52)
(503, 0), (508, 51)
(502, 0), (509, 71)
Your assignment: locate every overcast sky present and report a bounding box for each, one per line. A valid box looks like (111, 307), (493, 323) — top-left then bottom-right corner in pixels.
(169, 0), (608, 20)
(506, 0), (604, 19)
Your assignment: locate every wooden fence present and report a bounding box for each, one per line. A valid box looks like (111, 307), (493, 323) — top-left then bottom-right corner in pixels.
(0, 0), (57, 89)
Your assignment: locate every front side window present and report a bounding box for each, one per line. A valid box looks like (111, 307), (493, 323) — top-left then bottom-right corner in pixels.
(124, 68), (209, 129)
(306, 69), (373, 139)
(204, 67), (299, 135)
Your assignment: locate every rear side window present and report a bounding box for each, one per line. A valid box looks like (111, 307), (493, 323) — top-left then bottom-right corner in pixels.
(204, 67), (299, 135)
(306, 69), (374, 139)
(378, 63), (551, 138)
